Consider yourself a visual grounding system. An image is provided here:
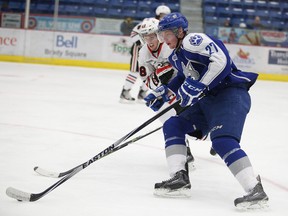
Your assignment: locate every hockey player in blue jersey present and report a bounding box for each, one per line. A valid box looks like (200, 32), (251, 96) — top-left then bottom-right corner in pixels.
(144, 12), (268, 209)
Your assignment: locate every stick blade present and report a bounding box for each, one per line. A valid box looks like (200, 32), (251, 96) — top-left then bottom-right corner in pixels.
(34, 166), (60, 178)
(6, 187), (32, 202)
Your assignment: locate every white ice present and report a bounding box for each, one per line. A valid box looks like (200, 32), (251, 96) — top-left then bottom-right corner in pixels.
(0, 62), (287, 216)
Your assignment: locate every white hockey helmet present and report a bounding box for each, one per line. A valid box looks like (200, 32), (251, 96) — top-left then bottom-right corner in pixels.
(139, 18), (159, 36)
(155, 5), (171, 16)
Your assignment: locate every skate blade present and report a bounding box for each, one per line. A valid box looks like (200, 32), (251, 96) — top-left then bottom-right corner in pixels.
(236, 199), (269, 210)
(154, 187), (191, 198)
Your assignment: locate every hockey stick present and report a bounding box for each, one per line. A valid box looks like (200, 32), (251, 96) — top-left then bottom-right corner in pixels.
(6, 101), (178, 202)
(34, 126), (163, 178)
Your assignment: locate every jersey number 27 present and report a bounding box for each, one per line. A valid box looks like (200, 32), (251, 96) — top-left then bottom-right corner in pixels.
(205, 42), (218, 55)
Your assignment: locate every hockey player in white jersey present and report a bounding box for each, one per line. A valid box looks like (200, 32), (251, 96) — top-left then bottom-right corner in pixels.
(144, 12), (268, 209)
(119, 5), (171, 103)
(119, 22), (148, 103)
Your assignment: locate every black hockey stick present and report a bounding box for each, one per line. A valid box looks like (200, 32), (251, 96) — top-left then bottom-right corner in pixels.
(6, 101), (178, 202)
(33, 126), (163, 178)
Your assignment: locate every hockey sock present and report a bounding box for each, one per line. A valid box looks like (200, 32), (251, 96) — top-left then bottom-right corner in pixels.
(212, 136), (246, 166)
(163, 116), (189, 175)
(165, 144), (187, 176)
(123, 72), (137, 90)
(235, 167), (258, 192)
(212, 136), (258, 192)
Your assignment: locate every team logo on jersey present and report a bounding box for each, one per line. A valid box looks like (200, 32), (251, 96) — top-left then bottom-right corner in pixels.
(189, 35), (203, 46)
(181, 61), (200, 80)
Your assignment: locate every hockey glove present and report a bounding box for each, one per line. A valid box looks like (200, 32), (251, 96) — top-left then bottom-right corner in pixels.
(144, 85), (170, 111)
(178, 77), (206, 107)
(156, 63), (174, 85)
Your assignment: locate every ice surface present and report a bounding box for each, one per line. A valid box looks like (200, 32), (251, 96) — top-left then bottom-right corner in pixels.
(0, 62), (287, 215)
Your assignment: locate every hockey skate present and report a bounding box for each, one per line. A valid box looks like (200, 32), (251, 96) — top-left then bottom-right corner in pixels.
(154, 170), (191, 198)
(186, 146), (196, 171)
(137, 88), (147, 103)
(186, 146), (194, 163)
(185, 139), (196, 171)
(120, 87), (135, 103)
(234, 175), (269, 210)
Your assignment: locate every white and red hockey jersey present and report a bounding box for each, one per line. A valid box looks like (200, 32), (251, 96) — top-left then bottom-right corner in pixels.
(138, 42), (176, 90)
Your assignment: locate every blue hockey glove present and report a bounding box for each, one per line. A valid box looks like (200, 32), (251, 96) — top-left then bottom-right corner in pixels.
(144, 85), (170, 111)
(177, 77), (206, 107)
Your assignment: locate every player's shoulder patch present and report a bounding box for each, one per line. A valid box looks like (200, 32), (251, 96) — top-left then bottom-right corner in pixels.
(189, 34), (203, 46)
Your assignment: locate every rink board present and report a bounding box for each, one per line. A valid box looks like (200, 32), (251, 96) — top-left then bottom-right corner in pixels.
(0, 28), (287, 81)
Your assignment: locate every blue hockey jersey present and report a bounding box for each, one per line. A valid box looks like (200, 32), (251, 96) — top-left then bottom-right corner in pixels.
(167, 33), (258, 94)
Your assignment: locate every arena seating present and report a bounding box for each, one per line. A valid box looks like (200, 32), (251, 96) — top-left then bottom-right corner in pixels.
(203, 0), (288, 31)
(0, 0), (180, 20)
(1, 0), (287, 32)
